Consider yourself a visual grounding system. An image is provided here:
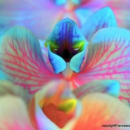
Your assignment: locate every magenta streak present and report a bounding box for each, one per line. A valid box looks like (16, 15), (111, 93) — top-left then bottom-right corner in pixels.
(6, 72), (52, 82)
(84, 41), (130, 72)
(2, 60), (50, 78)
(1, 42), (62, 93)
(119, 96), (130, 103)
(5, 47), (42, 72)
(84, 44), (111, 71)
(82, 66), (130, 76)
(73, 41), (130, 103)
(121, 89), (130, 92)
(5, 43), (53, 75)
(121, 83), (130, 85)
(92, 56), (130, 70)
(120, 44), (130, 56)
(81, 71), (130, 77)
(3, 67), (57, 81)
(104, 45), (122, 62)
(9, 42), (49, 73)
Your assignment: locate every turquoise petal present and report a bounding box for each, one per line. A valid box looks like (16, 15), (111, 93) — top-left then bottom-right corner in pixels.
(70, 42), (88, 73)
(73, 80), (120, 99)
(81, 7), (117, 41)
(48, 44), (66, 74)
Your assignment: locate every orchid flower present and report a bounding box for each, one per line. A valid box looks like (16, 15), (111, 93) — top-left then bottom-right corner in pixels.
(0, 80), (130, 130)
(0, 7), (130, 105)
(0, 0), (107, 39)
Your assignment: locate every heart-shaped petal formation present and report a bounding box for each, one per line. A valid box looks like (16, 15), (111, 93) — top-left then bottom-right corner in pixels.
(29, 80), (81, 129)
(0, 81), (130, 130)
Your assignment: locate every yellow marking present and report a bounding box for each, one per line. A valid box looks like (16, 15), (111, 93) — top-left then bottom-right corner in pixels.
(73, 41), (85, 51)
(58, 99), (77, 113)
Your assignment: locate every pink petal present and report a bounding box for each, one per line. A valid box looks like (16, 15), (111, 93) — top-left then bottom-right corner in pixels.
(0, 81), (32, 103)
(0, 26), (62, 94)
(72, 93), (130, 130)
(0, 95), (34, 130)
(0, 122), (35, 130)
(73, 28), (130, 105)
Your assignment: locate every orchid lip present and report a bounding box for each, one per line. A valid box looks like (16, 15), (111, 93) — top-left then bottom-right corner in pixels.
(42, 103), (74, 128)
(59, 49), (73, 62)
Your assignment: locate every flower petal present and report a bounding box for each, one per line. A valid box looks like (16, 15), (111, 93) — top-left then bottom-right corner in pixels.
(72, 93), (130, 130)
(106, 0), (130, 31)
(70, 42), (88, 73)
(0, 95), (34, 130)
(29, 97), (59, 130)
(29, 80), (81, 129)
(0, 81), (32, 103)
(0, 26), (62, 94)
(0, 70), (7, 80)
(73, 80), (120, 99)
(81, 7), (117, 41)
(73, 28), (130, 105)
(40, 46), (54, 72)
(45, 18), (88, 72)
(48, 44), (66, 74)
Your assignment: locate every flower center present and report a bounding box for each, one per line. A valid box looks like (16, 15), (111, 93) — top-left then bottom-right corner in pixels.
(39, 97), (77, 128)
(56, 49), (77, 62)
(42, 103), (74, 128)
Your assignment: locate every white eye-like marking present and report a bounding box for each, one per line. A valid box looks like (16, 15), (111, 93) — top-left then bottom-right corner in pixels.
(53, 48), (58, 51)
(74, 48), (79, 51)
